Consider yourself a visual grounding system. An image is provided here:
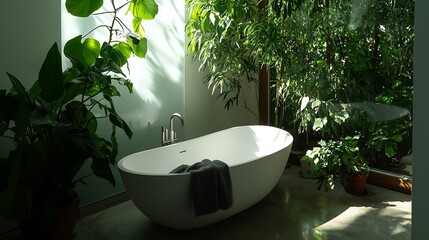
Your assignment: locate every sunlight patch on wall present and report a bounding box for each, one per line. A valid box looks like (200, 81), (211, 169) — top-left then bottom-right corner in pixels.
(61, 0), (185, 129)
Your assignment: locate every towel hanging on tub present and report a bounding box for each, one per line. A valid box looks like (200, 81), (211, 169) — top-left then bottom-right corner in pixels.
(169, 159), (233, 216)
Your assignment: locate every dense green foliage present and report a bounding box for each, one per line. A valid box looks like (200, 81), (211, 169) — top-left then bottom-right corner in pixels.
(186, 0), (413, 128)
(271, 0), (414, 134)
(186, 0), (414, 175)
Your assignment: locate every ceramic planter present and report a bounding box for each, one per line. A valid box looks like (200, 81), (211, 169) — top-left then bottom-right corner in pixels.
(344, 172), (369, 196)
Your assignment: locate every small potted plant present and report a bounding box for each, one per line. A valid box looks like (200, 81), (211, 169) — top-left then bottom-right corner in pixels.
(0, 0), (158, 239)
(302, 134), (369, 195)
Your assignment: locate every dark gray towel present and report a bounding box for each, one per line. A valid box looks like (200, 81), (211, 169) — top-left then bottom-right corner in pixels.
(169, 164), (189, 173)
(211, 160), (233, 210)
(169, 159), (233, 216)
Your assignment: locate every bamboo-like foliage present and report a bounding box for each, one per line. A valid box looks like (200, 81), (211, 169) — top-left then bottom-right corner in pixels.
(186, 0), (414, 133)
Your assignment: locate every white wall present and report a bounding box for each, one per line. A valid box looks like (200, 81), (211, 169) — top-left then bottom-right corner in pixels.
(0, 2), (61, 88)
(184, 55), (259, 140)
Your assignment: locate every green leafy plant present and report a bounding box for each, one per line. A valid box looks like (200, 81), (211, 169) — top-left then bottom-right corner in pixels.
(185, 0), (259, 110)
(364, 118), (411, 172)
(0, 0), (158, 223)
(302, 134), (368, 191)
(297, 99), (354, 141)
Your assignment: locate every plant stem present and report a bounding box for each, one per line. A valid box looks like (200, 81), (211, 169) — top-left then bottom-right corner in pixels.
(82, 84), (88, 103)
(56, 84), (75, 122)
(83, 86), (110, 103)
(87, 99), (102, 112)
(115, 17), (133, 33)
(116, 1), (131, 11)
(108, 0), (118, 45)
(82, 25), (112, 39)
(92, 11), (116, 15)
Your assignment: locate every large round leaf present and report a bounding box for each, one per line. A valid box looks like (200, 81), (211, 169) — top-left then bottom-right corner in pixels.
(128, 0), (159, 20)
(113, 42), (133, 59)
(64, 36), (101, 67)
(66, 0), (103, 17)
(101, 43), (128, 67)
(127, 37), (147, 58)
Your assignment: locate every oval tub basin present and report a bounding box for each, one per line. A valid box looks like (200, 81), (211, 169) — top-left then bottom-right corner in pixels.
(117, 125), (293, 229)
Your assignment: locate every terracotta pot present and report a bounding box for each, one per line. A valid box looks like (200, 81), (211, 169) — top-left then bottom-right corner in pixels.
(20, 197), (80, 240)
(344, 172), (368, 196)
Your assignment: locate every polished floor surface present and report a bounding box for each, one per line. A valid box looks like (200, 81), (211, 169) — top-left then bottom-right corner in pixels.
(2, 165), (412, 239)
(75, 165), (411, 240)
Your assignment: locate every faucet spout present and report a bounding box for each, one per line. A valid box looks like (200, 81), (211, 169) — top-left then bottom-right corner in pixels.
(170, 113), (184, 132)
(162, 113), (184, 145)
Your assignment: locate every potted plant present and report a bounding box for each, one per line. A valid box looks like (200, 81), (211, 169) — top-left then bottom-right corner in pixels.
(0, 0), (158, 239)
(302, 134), (369, 195)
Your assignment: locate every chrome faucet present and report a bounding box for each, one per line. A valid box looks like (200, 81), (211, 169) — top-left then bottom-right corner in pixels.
(162, 113), (184, 146)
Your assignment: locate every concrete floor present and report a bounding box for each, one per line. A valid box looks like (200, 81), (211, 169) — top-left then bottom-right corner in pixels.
(75, 165), (411, 240)
(1, 165), (411, 239)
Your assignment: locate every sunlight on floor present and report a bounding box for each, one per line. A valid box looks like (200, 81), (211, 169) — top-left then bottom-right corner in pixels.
(314, 201), (411, 240)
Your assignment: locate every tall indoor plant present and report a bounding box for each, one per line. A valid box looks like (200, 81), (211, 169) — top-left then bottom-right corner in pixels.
(0, 0), (158, 238)
(185, 0), (260, 110)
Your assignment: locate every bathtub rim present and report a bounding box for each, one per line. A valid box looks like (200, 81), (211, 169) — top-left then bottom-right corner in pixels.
(117, 125), (293, 176)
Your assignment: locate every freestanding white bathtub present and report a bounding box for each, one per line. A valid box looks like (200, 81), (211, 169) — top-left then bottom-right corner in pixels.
(117, 125), (293, 229)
